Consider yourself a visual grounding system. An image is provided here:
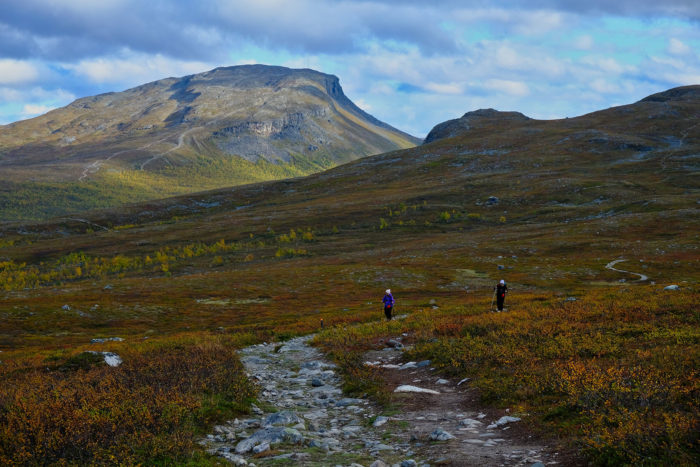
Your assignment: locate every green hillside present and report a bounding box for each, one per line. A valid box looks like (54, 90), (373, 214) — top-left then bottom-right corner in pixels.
(0, 65), (419, 221)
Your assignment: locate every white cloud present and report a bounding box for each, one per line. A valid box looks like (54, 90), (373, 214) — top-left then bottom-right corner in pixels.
(668, 38), (691, 55)
(574, 35), (594, 50)
(589, 78), (621, 94)
(67, 54), (214, 86)
(20, 103), (56, 118)
(484, 79), (530, 96)
(0, 59), (39, 85)
(424, 82), (464, 94)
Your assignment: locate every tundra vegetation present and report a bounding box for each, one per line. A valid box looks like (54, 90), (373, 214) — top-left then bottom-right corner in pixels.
(0, 86), (698, 465)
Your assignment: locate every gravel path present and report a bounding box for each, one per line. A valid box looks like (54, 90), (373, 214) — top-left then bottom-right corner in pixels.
(201, 335), (559, 466)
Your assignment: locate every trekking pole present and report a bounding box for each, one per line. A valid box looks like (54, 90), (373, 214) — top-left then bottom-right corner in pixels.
(490, 289), (496, 312)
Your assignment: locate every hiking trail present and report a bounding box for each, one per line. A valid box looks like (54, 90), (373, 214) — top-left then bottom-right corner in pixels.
(605, 259), (649, 282)
(201, 334), (559, 466)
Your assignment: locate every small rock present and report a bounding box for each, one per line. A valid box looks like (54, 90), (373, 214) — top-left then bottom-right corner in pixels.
(399, 362), (418, 370)
(495, 416), (521, 426)
(664, 285), (680, 290)
(370, 461), (389, 467)
(416, 360), (431, 368)
(565, 297), (577, 302)
(401, 460), (418, 467)
(336, 397), (363, 407)
(235, 427), (303, 453)
(252, 442), (270, 454)
(497, 265), (505, 270)
(486, 196), (499, 205)
(386, 339), (404, 349)
(457, 377), (470, 386)
(311, 378), (324, 387)
(436, 378), (449, 385)
(394, 385), (440, 395)
(62, 305), (71, 311)
(429, 428), (455, 441)
(531, 463), (545, 467)
(373, 416), (390, 427)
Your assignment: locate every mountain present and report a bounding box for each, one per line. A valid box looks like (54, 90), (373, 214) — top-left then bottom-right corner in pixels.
(1, 86), (697, 466)
(0, 65), (419, 221)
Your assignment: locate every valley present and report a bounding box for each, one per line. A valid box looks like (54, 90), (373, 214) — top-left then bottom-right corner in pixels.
(0, 85), (698, 465)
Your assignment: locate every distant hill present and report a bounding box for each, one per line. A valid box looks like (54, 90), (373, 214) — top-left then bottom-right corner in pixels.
(0, 65), (419, 221)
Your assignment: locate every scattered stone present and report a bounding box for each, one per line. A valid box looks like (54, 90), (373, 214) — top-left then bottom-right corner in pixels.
(486, 196), (499, 205)
(394, 385), (440, 395)
(336, 397), (363, 407)
(498, 265), (505, 270)
(565, 297), (577, 302)
(311, 378), (324, 387)
(85, 351), (122, 367)
(401, 460), (418, 467)
(373, 416), (390, 427)
(436, 379), (449, 385)
(399, 361), (418, 370)
(386, 339), (404, 349)
(457, 378), (470, 386)
(415, 360), (431, 368)
(370, 460), (389, 467)
(495, 416), (521, 426)
(264, 411), (302, 427)
(251, 442), (269, 454)
(458, 418), (483, 428)
(664, 284), (680, 290)
(235, 427), (303, 453)
(62, 305), (71, 311)
(429, 428), (455, 441)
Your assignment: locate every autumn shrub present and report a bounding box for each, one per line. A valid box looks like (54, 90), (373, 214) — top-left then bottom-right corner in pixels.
(315, 287), (699, 466)
(0, 333), (256, 465)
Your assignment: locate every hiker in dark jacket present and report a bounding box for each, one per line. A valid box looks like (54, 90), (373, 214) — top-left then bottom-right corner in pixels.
(383, 289), (395, 320)
(495, 280), (507, 311)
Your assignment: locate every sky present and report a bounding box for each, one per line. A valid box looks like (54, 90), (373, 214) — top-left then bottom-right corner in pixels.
(0, 0), (698, 138)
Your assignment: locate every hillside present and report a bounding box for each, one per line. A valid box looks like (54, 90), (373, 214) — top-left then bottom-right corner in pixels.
(0, 86), (697, 465)
(0, 64), (419, 221)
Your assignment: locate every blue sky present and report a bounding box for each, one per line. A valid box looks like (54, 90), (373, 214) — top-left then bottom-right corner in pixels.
(0, 0), (698, 137)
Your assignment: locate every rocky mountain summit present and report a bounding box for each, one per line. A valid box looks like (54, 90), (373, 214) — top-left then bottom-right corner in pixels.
(423, 109), (531, 144)
(0, 64), (418, 180)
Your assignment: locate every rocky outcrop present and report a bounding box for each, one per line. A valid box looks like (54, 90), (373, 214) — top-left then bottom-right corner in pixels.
(423, 109), (531, 144)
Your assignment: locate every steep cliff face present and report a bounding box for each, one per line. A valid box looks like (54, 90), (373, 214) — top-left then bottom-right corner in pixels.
(0, 65), (419, 180)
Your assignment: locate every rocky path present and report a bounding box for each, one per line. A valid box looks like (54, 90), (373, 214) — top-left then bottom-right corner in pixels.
(201, 335), (559, 466)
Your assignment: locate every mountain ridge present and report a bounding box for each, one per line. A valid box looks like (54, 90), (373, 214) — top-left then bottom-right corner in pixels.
(0, 64), (420, 221)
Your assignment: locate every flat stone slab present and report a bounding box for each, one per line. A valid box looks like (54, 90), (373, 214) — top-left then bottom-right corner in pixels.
(394, 385), (440, 395)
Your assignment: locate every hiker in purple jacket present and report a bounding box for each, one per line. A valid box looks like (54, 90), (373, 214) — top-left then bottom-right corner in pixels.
(383, 289), (395, 320)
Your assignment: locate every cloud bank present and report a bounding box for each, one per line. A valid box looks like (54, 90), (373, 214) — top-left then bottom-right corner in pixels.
(0, 0), (698, 136)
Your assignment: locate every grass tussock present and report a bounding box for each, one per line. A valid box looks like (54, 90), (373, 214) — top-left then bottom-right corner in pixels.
(0, 333), (257, 465)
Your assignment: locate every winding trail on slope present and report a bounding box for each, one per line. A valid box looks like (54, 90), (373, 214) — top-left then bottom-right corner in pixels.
(78, 135), (174, 181)
(202, 335), (556, 466)
(605, 259), (649, 282)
